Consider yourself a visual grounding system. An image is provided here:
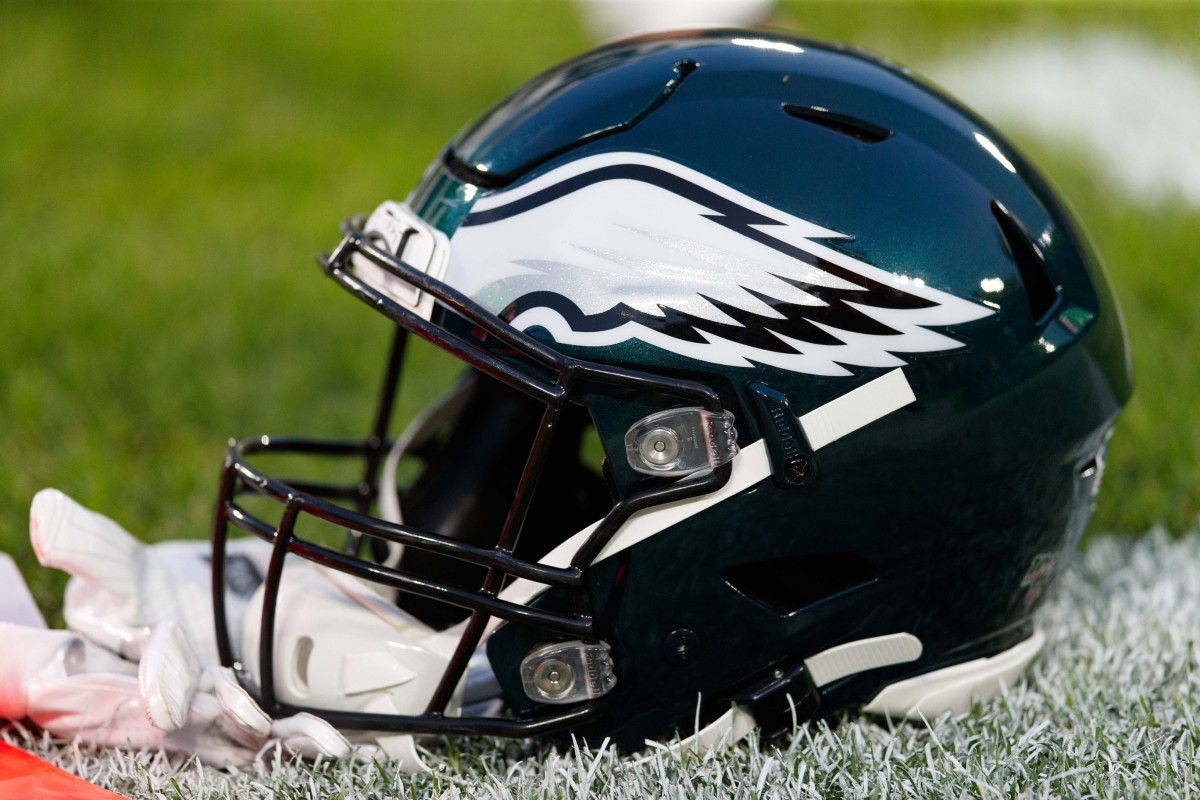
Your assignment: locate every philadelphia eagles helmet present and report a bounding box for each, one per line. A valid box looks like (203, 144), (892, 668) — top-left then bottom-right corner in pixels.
(211, 29), (1131, 755)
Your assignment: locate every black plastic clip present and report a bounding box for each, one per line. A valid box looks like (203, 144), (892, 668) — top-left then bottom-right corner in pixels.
(748, 383), (818, 488)
(733, 661), (822, 738)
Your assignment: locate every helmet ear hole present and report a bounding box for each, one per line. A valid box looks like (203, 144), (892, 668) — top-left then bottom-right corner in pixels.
(723, 553), (876, 615)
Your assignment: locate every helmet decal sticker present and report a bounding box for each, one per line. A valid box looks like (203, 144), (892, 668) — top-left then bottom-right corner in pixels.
(447, 152), (995, 376)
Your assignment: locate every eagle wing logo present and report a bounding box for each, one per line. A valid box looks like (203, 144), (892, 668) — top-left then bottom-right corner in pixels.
(443, 152), (993, 377)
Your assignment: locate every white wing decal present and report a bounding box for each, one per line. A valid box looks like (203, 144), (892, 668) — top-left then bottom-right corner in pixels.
(444, 152), (993, 377)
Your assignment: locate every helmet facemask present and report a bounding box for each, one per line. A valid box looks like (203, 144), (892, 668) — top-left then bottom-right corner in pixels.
(212, 213), (736, 739)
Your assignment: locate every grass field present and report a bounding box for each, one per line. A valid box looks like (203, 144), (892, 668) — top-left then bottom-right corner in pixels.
(1, 2), (1197, 797)
(6, 529), (1200, 798)
(2, 0), (1196, 609)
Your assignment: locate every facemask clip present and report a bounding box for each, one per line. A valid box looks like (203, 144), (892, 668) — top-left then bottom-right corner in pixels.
(520, 641), (617, 705)
(624, 408), (738, 477)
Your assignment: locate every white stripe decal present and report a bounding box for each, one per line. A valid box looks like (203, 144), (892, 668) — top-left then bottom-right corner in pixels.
(582, 368), (914, 564)
(799, 368), (915, 451)
(471, 369), (917, 632)
(592, 440), (772, 564)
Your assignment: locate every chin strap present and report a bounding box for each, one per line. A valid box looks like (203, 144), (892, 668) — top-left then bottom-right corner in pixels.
(657, 631), (928, 758)
(642, 664), (820, 762)
(735, 632), (925, 737)
(731, 662), (823, 738)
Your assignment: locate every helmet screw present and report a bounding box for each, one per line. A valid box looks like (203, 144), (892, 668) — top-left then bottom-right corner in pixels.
(663, 628), (701, 663)
(532, 658), (575, 698)
(784, 455), (811, 483)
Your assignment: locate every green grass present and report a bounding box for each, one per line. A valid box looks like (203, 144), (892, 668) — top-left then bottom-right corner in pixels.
(0, 1), (1195, 603)
(7, 529), (1200, 798)
(0, 1), (598, 613)
(1, 0), (1196, 614)
(1, 1), (1198, 797)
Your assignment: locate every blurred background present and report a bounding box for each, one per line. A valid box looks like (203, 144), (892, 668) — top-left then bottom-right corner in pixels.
(1, 1), (1196, 616)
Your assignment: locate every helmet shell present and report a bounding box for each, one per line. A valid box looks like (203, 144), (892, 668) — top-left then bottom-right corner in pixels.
(396, 31), (1132, 748)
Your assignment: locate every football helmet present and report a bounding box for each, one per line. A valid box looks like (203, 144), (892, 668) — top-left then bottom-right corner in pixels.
(211, 29), (1131, 754)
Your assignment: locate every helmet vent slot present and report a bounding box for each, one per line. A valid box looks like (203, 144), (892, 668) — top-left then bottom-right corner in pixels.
(782, 104), (892, 144)
(723, 552), (876, 615)
(990, 199), (1062, 322)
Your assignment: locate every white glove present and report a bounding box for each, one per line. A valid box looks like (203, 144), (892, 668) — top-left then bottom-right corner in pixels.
(0, 489), (355, 767)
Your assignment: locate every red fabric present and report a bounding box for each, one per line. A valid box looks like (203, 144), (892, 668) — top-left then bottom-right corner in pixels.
(0, 742), (126, 800)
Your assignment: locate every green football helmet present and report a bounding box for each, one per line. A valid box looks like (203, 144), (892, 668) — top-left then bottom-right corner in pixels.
(213, 29), (1131, 754)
